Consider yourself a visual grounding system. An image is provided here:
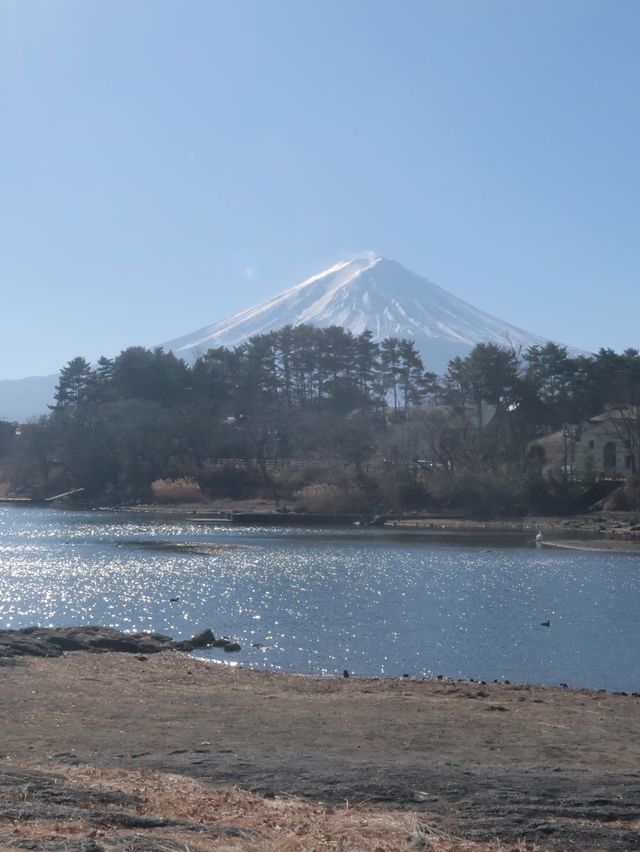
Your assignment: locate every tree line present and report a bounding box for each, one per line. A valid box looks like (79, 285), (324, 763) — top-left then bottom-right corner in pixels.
(50, 325), (435, 416)
(5, 325), (640, 513)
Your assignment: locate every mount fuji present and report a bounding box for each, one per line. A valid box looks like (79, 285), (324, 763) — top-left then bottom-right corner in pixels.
(162, 256), (564, 373)
(1, 256), (576, 421)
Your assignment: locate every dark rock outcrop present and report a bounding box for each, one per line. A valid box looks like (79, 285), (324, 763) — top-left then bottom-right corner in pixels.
(173, 629), (241, 653)
(189, 628), (216, 648)
(0, 626), (241, 659)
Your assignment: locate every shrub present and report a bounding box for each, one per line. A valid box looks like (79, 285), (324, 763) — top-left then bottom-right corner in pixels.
(428, 466), (534, 517)
(372, 465), (432, 511)
(198, 464), (269, 499)
(151, 477), (203, 503)
(604, 475), (640, 511)
(294, 482), (371, 514)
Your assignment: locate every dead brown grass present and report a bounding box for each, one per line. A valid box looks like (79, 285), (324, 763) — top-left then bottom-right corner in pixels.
(151, 477), (204, 504)
(294, 482), (369, 514)
(0, 764), (541, 851)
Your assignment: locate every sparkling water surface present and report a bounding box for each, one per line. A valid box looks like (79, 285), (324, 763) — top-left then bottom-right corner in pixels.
(1, 505), (639, 691)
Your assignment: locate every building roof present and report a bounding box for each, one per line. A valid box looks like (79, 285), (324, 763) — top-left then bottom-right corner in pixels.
(589, 407), (640, 423)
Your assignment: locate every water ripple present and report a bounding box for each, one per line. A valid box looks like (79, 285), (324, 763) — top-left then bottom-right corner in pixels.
(1, 506), (639, 690)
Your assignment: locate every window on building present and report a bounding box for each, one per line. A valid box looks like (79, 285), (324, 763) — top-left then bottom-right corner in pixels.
(603, 442), (617, 469)
(588, 440), (595, 450)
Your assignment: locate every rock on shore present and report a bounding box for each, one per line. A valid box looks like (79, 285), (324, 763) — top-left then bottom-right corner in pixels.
(0, 625), (241, 658)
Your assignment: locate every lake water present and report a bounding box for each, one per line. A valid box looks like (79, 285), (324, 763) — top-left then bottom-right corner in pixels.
(1, 505), (639, 691)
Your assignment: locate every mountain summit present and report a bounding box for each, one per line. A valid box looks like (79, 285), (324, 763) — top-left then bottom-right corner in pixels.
(162, 256), (557, 373)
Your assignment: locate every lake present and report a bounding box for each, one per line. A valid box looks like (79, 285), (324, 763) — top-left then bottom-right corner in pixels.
(1, 505), (639, 691)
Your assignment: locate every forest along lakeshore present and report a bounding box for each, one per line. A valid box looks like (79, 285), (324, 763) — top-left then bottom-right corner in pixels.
(3, 333), (640, 519)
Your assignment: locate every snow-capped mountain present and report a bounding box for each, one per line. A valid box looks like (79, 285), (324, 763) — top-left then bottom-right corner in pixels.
(162, 256), (563, 373)
(0, 256), (574, 421)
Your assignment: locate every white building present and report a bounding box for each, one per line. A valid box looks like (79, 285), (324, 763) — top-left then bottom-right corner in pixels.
(530, 408), (640, 480)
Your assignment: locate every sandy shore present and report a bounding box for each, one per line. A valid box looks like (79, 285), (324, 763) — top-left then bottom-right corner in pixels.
(1, 651), (640, 849)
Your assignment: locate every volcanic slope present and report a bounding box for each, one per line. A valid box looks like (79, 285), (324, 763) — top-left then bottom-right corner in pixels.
(162, 256), (568, 373)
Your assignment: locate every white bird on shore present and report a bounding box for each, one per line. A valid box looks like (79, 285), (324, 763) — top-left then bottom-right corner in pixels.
(535, 531), (544, 548)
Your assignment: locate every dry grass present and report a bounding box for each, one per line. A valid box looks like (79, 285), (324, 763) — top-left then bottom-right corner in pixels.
(294, 482), (369, 514)
(0, 764), (542, 851)
(151, 477), (204, 504)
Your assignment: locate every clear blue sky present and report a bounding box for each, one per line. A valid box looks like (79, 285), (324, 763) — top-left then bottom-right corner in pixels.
(2, 0), (639, 378)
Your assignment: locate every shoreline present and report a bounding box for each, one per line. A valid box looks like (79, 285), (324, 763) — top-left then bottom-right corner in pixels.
(131, 502), (640, 552)
(7, 625), (635, 694)
(542, 538), (640, 553)
(7, 496), (640, 552)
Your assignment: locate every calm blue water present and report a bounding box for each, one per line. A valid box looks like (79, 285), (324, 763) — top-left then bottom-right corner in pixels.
(1, 505), (639, 691)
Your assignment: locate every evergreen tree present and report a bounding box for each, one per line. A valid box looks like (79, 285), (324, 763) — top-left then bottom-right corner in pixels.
(354, 331), (380, 397)
(89, 356), (116, 404)
(51, 357), (94, 412)
(380, 337), (402, 411)
(397, 339), (425, 415)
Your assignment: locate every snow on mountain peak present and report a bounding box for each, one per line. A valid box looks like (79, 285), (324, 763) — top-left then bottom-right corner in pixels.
(161, 256), (570, 373)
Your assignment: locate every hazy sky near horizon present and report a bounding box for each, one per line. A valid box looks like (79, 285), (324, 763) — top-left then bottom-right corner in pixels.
(2, 0), (639, 378)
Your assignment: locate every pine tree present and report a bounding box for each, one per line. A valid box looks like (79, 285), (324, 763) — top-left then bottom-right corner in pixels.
(90, 356), (115, 404)
(397, 339), (425, 415)
(380, 337), (402, 411)
(51, 357), (93, 412)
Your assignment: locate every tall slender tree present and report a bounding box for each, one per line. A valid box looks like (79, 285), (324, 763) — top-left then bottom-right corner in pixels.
(51, 357), (94, 412)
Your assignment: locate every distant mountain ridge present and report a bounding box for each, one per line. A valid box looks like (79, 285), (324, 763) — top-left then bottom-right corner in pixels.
(162, 256), (569, 372)
(0, 374), (58, 423)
